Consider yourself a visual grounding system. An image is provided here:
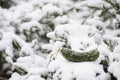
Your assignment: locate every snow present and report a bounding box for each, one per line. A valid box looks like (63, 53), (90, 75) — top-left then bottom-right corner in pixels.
(47, 24), (98, 52)
(53, 15), (69, 25)
(113, 45), (120, 54)
(108, 62), (120, 80)
(20, 20), (42, 31)
(1, 0), (120, 80)
(13, 55), (46, 72)
(9, 73), (22, 80)
(48, 55), (110, 80)
(24, 9), (42, 21)
(42, 3), (62, 15)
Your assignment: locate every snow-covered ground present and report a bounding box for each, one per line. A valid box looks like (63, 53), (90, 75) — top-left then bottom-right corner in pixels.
(0, 0), (120, 80)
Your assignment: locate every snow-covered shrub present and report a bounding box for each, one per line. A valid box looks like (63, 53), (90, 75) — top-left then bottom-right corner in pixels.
(1, 0), (120, 80)
(43, 0), (120, 80)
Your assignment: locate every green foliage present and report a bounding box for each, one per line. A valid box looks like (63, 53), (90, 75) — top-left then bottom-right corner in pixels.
(103, 39), (118, 51)
(0, 50), (6, 69)
(0, 50), (11, 78)
(12, 39), (21, 51)
(13, 66), (27, 75)
(87, 0), (120, 29)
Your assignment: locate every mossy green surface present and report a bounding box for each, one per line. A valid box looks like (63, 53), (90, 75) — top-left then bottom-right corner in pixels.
(61, 48), (99, 62)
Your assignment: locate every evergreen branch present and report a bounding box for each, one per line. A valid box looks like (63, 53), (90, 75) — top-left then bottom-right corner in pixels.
(82, 8), (97, 24)
(101, 5), (120, 22)
(103, 0), (120, 14)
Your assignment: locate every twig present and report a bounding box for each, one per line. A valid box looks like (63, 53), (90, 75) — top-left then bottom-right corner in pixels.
(50, 48), (62, 60)
(46, 47), (62, 68)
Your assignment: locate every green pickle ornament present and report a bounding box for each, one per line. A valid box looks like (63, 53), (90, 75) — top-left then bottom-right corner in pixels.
(61, 48), (99, 62)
